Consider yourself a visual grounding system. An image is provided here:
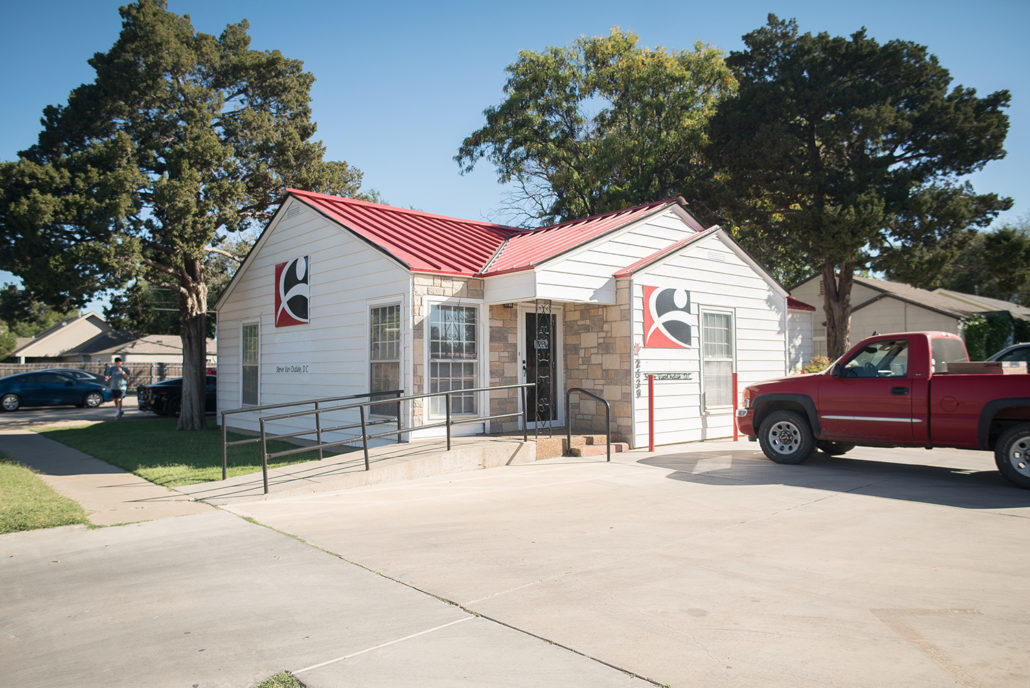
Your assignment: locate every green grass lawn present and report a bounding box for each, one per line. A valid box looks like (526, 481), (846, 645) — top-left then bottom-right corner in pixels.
(0, 455), (88, 533)
(39, 417), (346, 487)
(253, 672), (305, 688)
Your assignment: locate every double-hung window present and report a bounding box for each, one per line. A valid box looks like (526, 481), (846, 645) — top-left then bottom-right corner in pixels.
(241, 323), (259, 406)
(370, 304), (401, 417)
(702, 311), (734, 410)
(428, 304), (478, 416)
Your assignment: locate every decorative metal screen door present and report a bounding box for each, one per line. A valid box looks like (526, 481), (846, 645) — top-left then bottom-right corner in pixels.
(524, 300), (558, 433)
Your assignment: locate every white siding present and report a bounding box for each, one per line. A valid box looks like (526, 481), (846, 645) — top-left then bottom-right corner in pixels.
(483, 270), (535, 304)
(536, 208), (697, 303)
(631, 233), (787, 447)
(787, 310), (814, 371)
(216, 199), (411, 447)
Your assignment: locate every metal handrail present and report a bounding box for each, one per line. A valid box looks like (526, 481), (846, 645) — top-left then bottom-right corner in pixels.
(252, 382), (535, 494)
(565, 387), (612, 462)
(220, 389), (403, 480)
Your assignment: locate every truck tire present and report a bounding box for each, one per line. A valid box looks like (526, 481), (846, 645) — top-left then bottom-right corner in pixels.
(817, 441), (855, 457)
(994, 423), (1030, 489)
(758, 410), (815, 465)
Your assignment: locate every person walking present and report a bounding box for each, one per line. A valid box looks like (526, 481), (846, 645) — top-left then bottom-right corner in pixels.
(104, 357), (130, 419)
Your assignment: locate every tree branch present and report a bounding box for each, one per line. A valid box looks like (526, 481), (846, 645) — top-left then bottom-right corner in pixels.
(203, 246), (244, 263)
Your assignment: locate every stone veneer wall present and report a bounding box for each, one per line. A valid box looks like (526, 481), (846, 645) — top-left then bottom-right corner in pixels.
(488, 304), (521, 433)
(562, 281), (633, 442)
(411, 274), (484, 427)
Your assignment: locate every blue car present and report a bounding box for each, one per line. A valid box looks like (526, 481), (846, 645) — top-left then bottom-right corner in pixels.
(0, 370), (111, 412)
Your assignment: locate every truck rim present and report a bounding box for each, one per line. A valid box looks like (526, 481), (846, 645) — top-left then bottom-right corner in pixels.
(769, 420), (801, 455)
(1009, 434), (1030, 478)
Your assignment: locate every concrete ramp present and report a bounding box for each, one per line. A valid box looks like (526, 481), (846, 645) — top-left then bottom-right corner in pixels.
(176, 436), (535, 504)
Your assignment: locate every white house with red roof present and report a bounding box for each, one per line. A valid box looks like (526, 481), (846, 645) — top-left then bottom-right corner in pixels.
(215, 190), (792, 448)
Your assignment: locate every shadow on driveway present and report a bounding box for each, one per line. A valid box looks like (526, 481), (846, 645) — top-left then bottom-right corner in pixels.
(637, 448), (1030, 510)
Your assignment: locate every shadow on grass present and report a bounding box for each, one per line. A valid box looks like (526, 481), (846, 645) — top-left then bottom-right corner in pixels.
(37, 417), (355, 487)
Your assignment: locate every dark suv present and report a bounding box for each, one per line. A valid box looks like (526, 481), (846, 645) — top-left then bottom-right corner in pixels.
(137, 375), (217, 416)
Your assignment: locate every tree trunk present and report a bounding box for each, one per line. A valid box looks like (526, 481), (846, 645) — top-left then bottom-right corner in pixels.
(821, 260), (854, 360)
(178, 258), (208, 431)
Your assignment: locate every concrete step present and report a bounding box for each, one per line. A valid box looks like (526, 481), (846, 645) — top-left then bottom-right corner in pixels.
(567, 442), (629, 457)
(564, 434), (611, 448)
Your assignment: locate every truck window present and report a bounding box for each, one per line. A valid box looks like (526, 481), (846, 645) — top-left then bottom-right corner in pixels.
(842, 339), (909, 378)
(931, 337), (969, 373)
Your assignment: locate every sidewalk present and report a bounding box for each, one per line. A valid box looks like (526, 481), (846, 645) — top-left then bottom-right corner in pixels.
(1, 428), (211, 525)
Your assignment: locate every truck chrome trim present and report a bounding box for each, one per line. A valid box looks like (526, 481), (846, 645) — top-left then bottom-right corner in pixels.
(820, 415), (921, 423)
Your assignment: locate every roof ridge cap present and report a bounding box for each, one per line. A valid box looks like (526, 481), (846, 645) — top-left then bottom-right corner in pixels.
(529, 197), (681, 233)
(286, 188), (521, 234)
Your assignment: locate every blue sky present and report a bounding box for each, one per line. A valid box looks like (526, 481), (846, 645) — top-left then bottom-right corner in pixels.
(1, 0), (1027, 310)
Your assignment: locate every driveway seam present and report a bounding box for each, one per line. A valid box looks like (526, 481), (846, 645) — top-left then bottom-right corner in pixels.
(232, 510), (669, 688)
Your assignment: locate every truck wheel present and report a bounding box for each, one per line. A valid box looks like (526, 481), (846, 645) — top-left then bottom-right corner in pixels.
(994, 423), (1030, 489)
(817, 441), (855, 457)
(758, 410), (815, 465)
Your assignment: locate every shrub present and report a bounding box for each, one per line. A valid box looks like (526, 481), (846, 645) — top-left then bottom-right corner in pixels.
(800, 355), (833, 374)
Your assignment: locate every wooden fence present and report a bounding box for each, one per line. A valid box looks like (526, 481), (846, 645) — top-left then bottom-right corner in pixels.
(0, 361), (184, 387)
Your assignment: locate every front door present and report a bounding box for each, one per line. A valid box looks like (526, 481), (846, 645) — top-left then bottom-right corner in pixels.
(518, 308), (563, 428)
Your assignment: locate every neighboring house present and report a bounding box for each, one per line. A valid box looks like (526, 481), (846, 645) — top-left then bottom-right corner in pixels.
(791, 276), (1030, 357)
(86, 334), (217, 365)
(786, 297), (816, 371)
(6, 312), (133, 363)
(216, 189), (792, 449)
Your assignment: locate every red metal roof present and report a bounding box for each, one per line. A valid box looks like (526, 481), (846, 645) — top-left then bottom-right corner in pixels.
(483, 198), (698, 275)
(787, 297), (816, 311)
(612, 227), (720, 279)
(287, 190), (702, 277)
(287, 189), (518, 275)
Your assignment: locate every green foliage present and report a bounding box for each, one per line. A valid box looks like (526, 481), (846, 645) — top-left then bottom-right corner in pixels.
(0, 1), (374, 427)
(709, 15), (1011, 356)
(962, 312), (1015, 360)
(1014, 318), (1030, 344)
(0, 285), (78, 358)
(0, 458), (88, 533)
(253, 672), (305, 688)
(800, 355), (833, 374)
(457, 28), (734, 225)
(105, 238), (252, 336)
(891, 220), (1030, 307)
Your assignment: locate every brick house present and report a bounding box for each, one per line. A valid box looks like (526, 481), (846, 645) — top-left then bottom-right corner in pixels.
(215, 190), (790, 448)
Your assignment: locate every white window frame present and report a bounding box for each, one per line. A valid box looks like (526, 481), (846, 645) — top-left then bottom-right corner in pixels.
(241, 321), (260, 407)
(700, 307), (735, 413)
(368, 297), (403, 418)
(424, 296), (485, 420)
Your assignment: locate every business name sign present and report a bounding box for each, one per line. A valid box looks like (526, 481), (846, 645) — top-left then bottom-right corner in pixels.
(275, 256), (309, 327)
(642, 285), (691, 348)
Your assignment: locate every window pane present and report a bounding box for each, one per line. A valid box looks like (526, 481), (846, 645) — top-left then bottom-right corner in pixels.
(843, 339), (909, 378)
(704, 361), (732, 407)
(242, 365), (258, 406)
(370, 304), (401, 417)
(242, 323), (259, 405)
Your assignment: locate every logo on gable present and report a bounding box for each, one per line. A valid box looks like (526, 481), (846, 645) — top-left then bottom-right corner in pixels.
(274, 257), (309, 327)
(643, 286), (691, 348)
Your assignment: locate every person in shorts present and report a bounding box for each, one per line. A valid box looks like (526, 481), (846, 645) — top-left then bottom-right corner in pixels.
(104, 357), (130, 419)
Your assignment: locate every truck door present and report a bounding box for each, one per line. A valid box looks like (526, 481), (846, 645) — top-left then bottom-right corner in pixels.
(818, 338), (915, 443)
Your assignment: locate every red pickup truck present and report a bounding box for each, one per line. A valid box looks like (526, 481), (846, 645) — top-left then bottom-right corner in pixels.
(736, 332), (1030, 488)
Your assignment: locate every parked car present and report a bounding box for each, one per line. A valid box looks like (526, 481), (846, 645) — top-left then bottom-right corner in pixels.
(137, 376), (217, 416)
(989, 342), (1030, 364)
(736, 331), (1030, 488)
(37, 368), (106, 384)
(0, 371), (111, 412)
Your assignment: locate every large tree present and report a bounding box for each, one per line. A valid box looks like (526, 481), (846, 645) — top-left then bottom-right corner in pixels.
(0, 0), (372, 428)
(709, 16), (1010, 358)
(457, 28), (734, 225)
(883, 220), (1030, 307)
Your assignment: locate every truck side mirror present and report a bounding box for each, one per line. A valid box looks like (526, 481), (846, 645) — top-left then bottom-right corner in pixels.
(831, 363), (844, 378)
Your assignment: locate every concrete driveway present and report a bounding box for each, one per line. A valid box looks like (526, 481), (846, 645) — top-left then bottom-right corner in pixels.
(220, 441), (1030, 688)
(0, 402), (150, 429)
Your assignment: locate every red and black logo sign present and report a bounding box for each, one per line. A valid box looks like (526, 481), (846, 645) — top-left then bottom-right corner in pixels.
(643, 285), (691, 348)
(274, 257), (309, 327)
